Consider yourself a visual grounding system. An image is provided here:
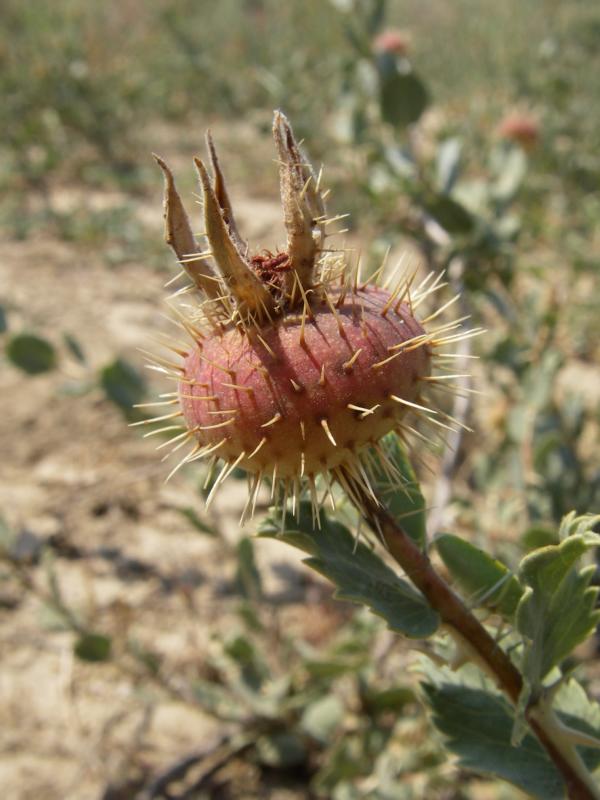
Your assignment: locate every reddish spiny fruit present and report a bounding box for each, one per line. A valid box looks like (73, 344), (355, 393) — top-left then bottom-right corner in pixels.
(143, 112), (476, 522)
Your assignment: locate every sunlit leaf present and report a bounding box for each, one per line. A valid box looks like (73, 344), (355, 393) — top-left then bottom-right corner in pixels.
(300, 694), (344, 744)
(436, 137), (463, 194)
(516, 518), (600, 686)
(436, 533), (523, 619)
(491, 145), (527, 204)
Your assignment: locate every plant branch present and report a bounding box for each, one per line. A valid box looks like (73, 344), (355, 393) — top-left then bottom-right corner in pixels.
(341, 469), (600, 800)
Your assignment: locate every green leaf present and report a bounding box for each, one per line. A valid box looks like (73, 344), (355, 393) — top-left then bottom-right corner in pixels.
(362, 685), (415, 715)
(553, 679), (600, 771)
(436, 137), (463, 194)
(370, 435), (426, 548)
(0, 304), (7, 334)
(6, 333), (56, 374)
(377, 59), (429, 129)
(63, 332), (86, 364)
(255, 732), (307, 768)
(423, 193), (474, 234)
(192, 679), (248, 722)
(259, 504), (439, 639)
(74, 632), (112, 662)
(300, 694), (344, 744)
(100, 357), (146, 411)
(435, 533), (523, 619)
(521, 525), (559, 551)
(516, 520), (600, 686)
(235, 537), (262, 601)
(491, 145), (527, 204)
(422, 665), (565, 799)
(176, 506), (216, 535)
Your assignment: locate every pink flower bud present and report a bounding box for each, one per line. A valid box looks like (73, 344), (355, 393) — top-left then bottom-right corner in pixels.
(373, 29), (410, 56)
(497, 112), (540, 149)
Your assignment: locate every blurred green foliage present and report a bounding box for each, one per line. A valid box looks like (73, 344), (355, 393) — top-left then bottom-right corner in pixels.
(2, 0), (600, 795)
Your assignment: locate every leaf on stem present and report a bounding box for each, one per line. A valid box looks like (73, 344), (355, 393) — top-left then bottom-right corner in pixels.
(422, 663), (566, 799)
(435, 533), (523, 619)
(516, 514), (600, 687)
(259, 503), (439, 639)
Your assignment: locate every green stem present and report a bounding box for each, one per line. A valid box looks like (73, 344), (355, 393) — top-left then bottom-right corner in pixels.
(343, 471), (600, 800)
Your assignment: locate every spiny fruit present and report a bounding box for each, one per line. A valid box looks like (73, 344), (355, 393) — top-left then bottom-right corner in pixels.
(140, 112), (478, 523)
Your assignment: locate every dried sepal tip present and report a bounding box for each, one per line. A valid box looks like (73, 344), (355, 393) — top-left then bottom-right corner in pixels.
(194, 156), (275, 324)
(153, 153), (220, 299)
(272, 110), (327, 305)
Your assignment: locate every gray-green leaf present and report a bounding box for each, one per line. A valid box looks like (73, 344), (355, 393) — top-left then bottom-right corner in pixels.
(259, 504), (439, 639)
(422, 664), (565, 799)
(377, 57), (429, 129)
(435, 533), (523, 619)
(516, 521), (600, 687)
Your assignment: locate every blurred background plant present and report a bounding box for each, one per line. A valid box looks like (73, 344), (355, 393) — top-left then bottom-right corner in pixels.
(1, 0), (599, 797)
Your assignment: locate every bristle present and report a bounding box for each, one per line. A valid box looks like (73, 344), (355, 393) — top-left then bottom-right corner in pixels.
(248, 436), (267, 459)
(198, 418), (236, 430)
(143, 424), (185, 438)
(165, 442), (202, 482)
(421, 294), (460, 323)
(221, 382), (255, 394)
(342, 348), (362, 372)
(261, 412), (282, 428)
(205, 460), (232, 507)
(321, 418), (337, 446)
(390, 395), (438, 415)
(130, 411), (183, 427)
(134, 399), (179, 409)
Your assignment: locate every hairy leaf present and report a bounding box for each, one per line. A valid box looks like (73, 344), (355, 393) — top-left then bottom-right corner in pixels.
(436, 137), (463, 194)
(300, 694), (344, 744)
(516, 518), (600, 686)
(435, 533), (523, 619)
(259, 504), (439, 639)
(422, 665), (565, 799)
